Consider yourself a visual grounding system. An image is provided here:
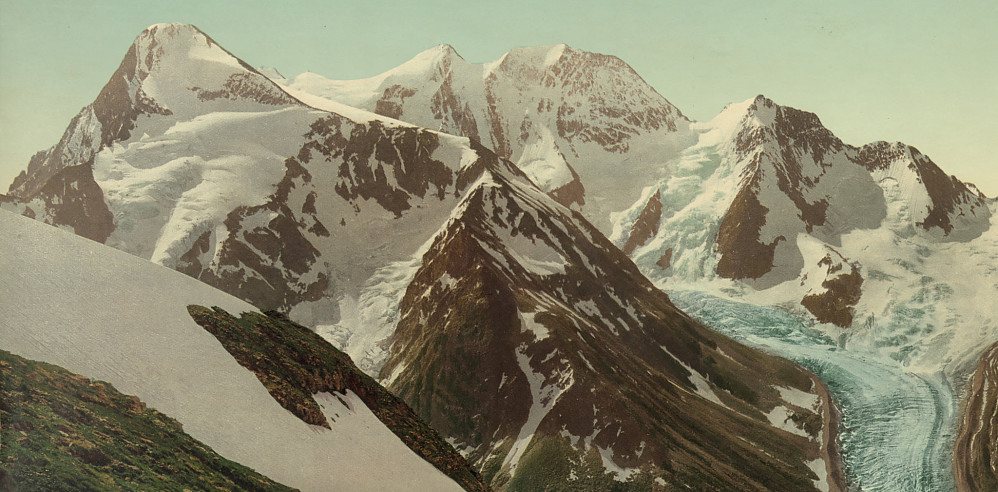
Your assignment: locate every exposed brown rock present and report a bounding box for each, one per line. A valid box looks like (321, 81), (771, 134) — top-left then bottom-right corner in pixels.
(621, 189), (662, 254)
(176, 230), (212, 277)
(483, 73), (513, 160)
(293, 116), (455, 217)
(198, 200), (329, 313)
(546, 161), (586, 209)
(92, 43), (172, 150)
(656, 248), (673, 270)
(374, 84), (417, 120)
(24, 163), (115, 243)
(430, 58), (481, 142)
(954, 341), (998, 492)
(800, 254), (863, 328)
(716, 170), (783, 280)
(854, 141), (990, 238)
(190, 73), (297, 105)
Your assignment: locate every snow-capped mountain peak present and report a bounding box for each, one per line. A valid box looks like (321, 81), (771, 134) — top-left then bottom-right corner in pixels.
(275, 42), (693, 231)
(123, 23), (298, 117)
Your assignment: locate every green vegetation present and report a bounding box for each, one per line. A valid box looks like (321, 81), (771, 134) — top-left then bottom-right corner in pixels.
(0, 349), (293, 492)
(505, 436), (666, 492)
(186, 305), (488, 492)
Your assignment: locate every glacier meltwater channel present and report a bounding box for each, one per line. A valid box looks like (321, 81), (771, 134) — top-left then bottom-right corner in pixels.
(670, 290), (956, 492)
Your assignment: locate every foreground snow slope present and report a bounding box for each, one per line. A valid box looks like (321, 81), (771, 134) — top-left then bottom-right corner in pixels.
(0, 210), (461, 492)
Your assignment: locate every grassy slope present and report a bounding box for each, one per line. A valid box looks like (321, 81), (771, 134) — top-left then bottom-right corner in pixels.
(0, 349), (294, 492)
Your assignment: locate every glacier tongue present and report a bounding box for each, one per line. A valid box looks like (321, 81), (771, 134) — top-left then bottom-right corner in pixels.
(671, 290), (957, 492)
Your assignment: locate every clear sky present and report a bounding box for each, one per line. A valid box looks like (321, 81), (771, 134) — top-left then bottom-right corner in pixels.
(1, 0), (995, 195)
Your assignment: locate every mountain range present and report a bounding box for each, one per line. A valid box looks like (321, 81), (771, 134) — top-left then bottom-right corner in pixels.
(2, 22), (995, 491)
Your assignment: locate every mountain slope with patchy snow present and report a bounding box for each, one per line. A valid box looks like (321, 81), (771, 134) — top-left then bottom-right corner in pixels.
(372, 150), (842, 490)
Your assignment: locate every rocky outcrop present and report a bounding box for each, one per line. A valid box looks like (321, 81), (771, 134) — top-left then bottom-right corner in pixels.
(621, 189), (662, 254)
(954, 341), (998, 492)
(715, 171), (782, 280)
(4, 22), (303, 246)
(618, 95), (988, 330)
(187, 306), (489, 492)
(2, 162), (115, 243)
(800, 253), (864, 328)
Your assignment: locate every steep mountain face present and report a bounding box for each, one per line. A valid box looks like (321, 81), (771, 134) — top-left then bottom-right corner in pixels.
(613, 95), (992, 334)
(0, 210), (467, 492)
(273, 44), (693, 229)
(0, 349), (294, 492)
(953, 341), (998, 492)
(3, 23), (297, 243)
(376, 153), (842, 490)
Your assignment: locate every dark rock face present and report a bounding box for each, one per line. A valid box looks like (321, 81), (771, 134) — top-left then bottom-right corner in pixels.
(954, 342), (998, 492)
(4, 163), (116, 243)
(7, 47), (167, 200)
(177, 114), (491, 318)
(547, 162), (586, 210)
(197, 200), (330, 314)
(715, 96), (844, 282)
(187, 306), (489, 492)
(524, 48), (684, 153)
(656, 248), (673, 270)
(5, 22), (305, 249)
(191, 72), (299, 105)
(716, 173), (782, 280)
(800, 252), (864, 328)
(700, 96), (988, 325)
(381, 156), (840, 490)
(93, 43), (174, 148)
(325, 44), (688, 214)
(305, 117), (456, 217)
(621, 189), (662, 255)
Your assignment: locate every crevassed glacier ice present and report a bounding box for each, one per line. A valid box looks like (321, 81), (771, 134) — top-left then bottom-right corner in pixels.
(671, 290), (956, 492)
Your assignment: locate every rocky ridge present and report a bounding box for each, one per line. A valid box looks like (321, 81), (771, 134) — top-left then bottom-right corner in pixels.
(378, 148), (842, 490)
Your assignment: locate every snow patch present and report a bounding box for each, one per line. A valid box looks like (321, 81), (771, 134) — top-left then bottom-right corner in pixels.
(503, 346), (574, 474)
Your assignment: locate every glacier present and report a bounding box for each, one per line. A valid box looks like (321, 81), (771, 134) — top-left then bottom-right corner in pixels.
(670, 290), (957, 492)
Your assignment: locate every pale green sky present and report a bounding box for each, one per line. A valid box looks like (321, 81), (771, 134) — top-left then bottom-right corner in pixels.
(1, 0), (995, 194)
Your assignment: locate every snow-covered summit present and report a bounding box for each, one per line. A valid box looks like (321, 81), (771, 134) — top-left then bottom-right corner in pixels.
(610, 93), (994, 378)
(277, 42), (692, 230)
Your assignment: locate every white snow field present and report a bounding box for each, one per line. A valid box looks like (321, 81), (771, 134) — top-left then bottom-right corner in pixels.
(0, 210), (461, 492)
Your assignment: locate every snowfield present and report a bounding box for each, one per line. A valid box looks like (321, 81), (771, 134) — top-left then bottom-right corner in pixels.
(0, 210), (461, 492)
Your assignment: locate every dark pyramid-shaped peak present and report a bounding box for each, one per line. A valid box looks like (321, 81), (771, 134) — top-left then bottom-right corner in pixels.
(379, 150), (841, 489)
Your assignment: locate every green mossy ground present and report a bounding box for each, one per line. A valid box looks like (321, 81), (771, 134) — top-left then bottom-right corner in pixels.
(0, 349), (294, 492)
